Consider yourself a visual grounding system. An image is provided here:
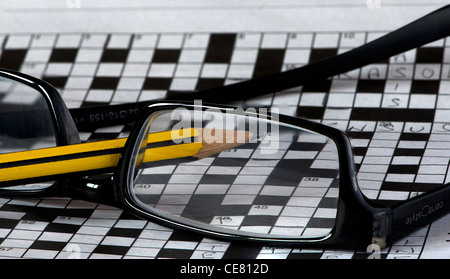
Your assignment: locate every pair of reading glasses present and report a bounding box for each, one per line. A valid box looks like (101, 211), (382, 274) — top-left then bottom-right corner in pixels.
(1, 5), (450, 250)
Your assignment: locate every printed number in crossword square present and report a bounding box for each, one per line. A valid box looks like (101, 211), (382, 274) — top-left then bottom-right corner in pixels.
(1, 31), (450, 259)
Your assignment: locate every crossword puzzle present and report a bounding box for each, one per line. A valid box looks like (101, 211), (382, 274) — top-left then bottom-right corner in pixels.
(0, 31), (450, 259)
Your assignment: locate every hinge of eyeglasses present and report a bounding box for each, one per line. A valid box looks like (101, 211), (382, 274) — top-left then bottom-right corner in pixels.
(372, 208), (393, 249)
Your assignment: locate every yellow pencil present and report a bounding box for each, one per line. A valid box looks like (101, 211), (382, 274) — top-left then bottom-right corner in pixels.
(0, 128), (251, 184)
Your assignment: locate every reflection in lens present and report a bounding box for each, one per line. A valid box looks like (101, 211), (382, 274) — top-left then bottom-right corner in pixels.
(129, 108), (340, 239)
(0, 76), (57, 191)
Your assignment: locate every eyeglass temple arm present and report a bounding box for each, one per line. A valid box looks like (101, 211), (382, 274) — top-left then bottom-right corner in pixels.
(176, 4), (450, 103)
(390, 184), (450, 231)
(69, 4), (450, 130)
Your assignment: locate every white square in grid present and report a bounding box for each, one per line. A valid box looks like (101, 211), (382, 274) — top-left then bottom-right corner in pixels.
(390, 49), (417, 64)
(24, 49), (52, 62)
(71, 63), (97, 76)
(174, 63), (202, 78)
(30, 35), (57, 48)
(127, 49), (154, 63)
(313, 208), (337, 219)
(96, 63), (124, 76)
(139, 90), (167, 101)
(201, 63), (228, 78)
(381, 94), (409, 108)
(387, 64), (414, 80)
(409, 94), (436, 109)
(273, 91), (300, 106)
(45, 63), (73, 76)
(366, 32), (387, 43)
(18, 62), (46, 77)
(65, 77), (93, 90)
(444, 47), (450, 62)
(360, 64), (387, 79)
(283, 49), (310, 64)
(227, 64), (254, 79)
(414, 64), (441, 80)
(148, 63), (176, 77)
(287, 33), (313, 48)
(132, 34), (158, 48)
(323, 108), (351, 120)
(261, 33), (287, 49)
(354, 93), (382, 107)
(55, 35), (81, 48)
(384, 80), (411, 93)
(107, 35), (131, 49)
(170, 78), (197, 91)
(75, 48), (103, 62)
(222, 194), (255, 205)
(327, 93), (354, 107)
(158, 34), (184, 49)
(122, 63), (149, 77)
(86, 89), (113, 102)
(313, 33), (339, 48)
(184, 34), (209, 48)
(231, 49), (258, 63)
(330, 79), (358, 92)
(437, 95), (450, 108)
(195, 184), (229, 195)
(5, 35), (31, 48)
(299, 92), (326, 106)
(339, 32), (366, 48)
(179, 49), (206, 63)
(80, 34), (108, 48)
(117, 77), (144, 90)
(235, 33), (261, 48)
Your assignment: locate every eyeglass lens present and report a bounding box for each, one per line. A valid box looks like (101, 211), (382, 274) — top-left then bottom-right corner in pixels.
(0, 76), (56, 191)
(128, 108), (340, 239)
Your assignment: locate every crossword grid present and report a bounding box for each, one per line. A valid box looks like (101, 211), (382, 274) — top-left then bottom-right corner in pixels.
(0, 31), (449, 258)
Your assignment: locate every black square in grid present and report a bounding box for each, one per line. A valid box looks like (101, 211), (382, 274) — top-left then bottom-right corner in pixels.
(302, 79), (332, 92)
(198, 174), (236, 184)
(253, 195), (290, 206)
(295, 106), (325, 120)
(265, 160), (310, 186)
(252, 49), (285, 78)
(356, 79), (386, 93)
(42, 76), (68, 89)
(0, 218), (20, 229)
(100, 49), (130, 63)
(45, 223), (80, 234)
(157, 248), (194, 259)
(93, 245), (130, 256)
(399, 132), (430, 141)
(29, 240), (67, 251)
(143, 77), (172, 90)
(107, 228), (142, 238)
(415, 47), (444, 63)
(393, 148), (425, 157)
(306, 217), (335, 228)
(90, 77), (120, 90)
(222, 243), (262, 259)
(204, 33), (236, 63)
(0, 49), (27, 71)
(387, 164), (420, 174)
(241, 215), (278, 227)
(152, 49), (181, 63)
(410, 80), (440, 93)
(308, 48), (337, 63)
(49, 48), (78, 63)
(195, 78), (224, 91)
(287, 252), (322, 259)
